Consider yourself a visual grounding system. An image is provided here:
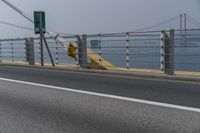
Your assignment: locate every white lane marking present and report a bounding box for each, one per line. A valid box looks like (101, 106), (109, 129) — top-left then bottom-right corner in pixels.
(0, 77), (200, 113)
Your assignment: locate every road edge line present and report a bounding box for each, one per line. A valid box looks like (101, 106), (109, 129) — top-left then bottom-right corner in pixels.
(0, 77), (200, 113)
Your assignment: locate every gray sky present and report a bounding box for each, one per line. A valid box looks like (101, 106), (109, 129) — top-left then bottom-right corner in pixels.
(0, 0), (200, 38)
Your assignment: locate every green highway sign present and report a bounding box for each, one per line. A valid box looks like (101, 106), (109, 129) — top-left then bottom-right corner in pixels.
(91, 40), (99, 49)
(34, 11), (46, 34)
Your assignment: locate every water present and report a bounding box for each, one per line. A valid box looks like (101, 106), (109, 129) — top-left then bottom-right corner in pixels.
(1, 33), (200, 72)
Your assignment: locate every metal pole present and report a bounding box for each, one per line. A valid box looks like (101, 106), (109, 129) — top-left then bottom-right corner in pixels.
(42, 34), (55, 67)
(184, 13), (187, 44)
(39, 11), (44, 66)
(30, 38), (35, 65)
(180, 14), (183, 33)
(25, 38), (29, 63)
(75, 39), (79, 66)
(11, 39), (14, 62)
(169, 29), (175, 75)
(180, 14), (183, 45)
(55, 42), (58, 65)
(98, 34), (102, 65)
(77, 36), (81, 67)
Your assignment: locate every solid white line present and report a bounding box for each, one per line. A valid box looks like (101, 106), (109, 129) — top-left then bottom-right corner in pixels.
(0, 77), (200, 113)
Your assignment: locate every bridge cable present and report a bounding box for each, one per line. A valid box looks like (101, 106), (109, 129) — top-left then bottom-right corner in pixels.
(0, 20), (34, 31)
(129, 15), (180, 32)
(186, 15), (200, 27)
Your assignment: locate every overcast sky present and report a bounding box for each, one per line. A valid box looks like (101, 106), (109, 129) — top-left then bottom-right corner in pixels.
(0, 0), (200, 38)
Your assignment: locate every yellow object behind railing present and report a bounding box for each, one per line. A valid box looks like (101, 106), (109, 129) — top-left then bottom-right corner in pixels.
(67, 42), (77, 59)
(87, 48), (116, 70)
(67, 42), (117, 70)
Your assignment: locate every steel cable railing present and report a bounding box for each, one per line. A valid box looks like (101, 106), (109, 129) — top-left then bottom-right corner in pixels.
(0, 29), (199, 73)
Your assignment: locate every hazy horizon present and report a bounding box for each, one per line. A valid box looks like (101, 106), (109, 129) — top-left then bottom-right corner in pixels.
(0, 0), (200, 38)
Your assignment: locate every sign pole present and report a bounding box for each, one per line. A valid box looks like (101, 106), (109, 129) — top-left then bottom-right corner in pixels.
(39, 11), (44, 66)
(42, 34), (55, 67)
(35, 11), (55, 67)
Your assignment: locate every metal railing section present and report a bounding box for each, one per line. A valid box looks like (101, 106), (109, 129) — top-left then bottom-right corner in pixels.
(0, 28), (199, 74)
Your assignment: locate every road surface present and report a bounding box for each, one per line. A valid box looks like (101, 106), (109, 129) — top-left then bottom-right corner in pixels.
(0, 66), (199, 133)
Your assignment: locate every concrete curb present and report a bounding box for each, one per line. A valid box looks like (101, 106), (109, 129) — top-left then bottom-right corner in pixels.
(0, 63), (200, 82)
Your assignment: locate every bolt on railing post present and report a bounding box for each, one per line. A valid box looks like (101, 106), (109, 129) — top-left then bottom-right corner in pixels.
(77, 35), (87, 69)
(160, 29), (175, 75)
(126, 32), (130, 69)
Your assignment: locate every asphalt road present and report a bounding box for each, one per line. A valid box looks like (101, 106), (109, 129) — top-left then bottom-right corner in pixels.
(0, 66), (200, 133)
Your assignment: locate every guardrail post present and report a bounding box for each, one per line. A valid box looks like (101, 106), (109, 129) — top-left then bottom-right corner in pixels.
(160, 31), (166, 72)
(55, 42), (58, 65)
(168, 29), (175, 75)
(98, 34), (102, 65)
(77, 35), (87, 69)
(0, 41), (3, 63)
(126, 32), (130, 69)
(25, 38), (35, 65)
(0, 40), (2, 63)
(160, 29), (174, 75)
(11, 39), (14, 62)
(75, 39), (79, 66)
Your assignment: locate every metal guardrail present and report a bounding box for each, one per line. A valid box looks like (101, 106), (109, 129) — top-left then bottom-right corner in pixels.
(0, 29), (200, 74)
